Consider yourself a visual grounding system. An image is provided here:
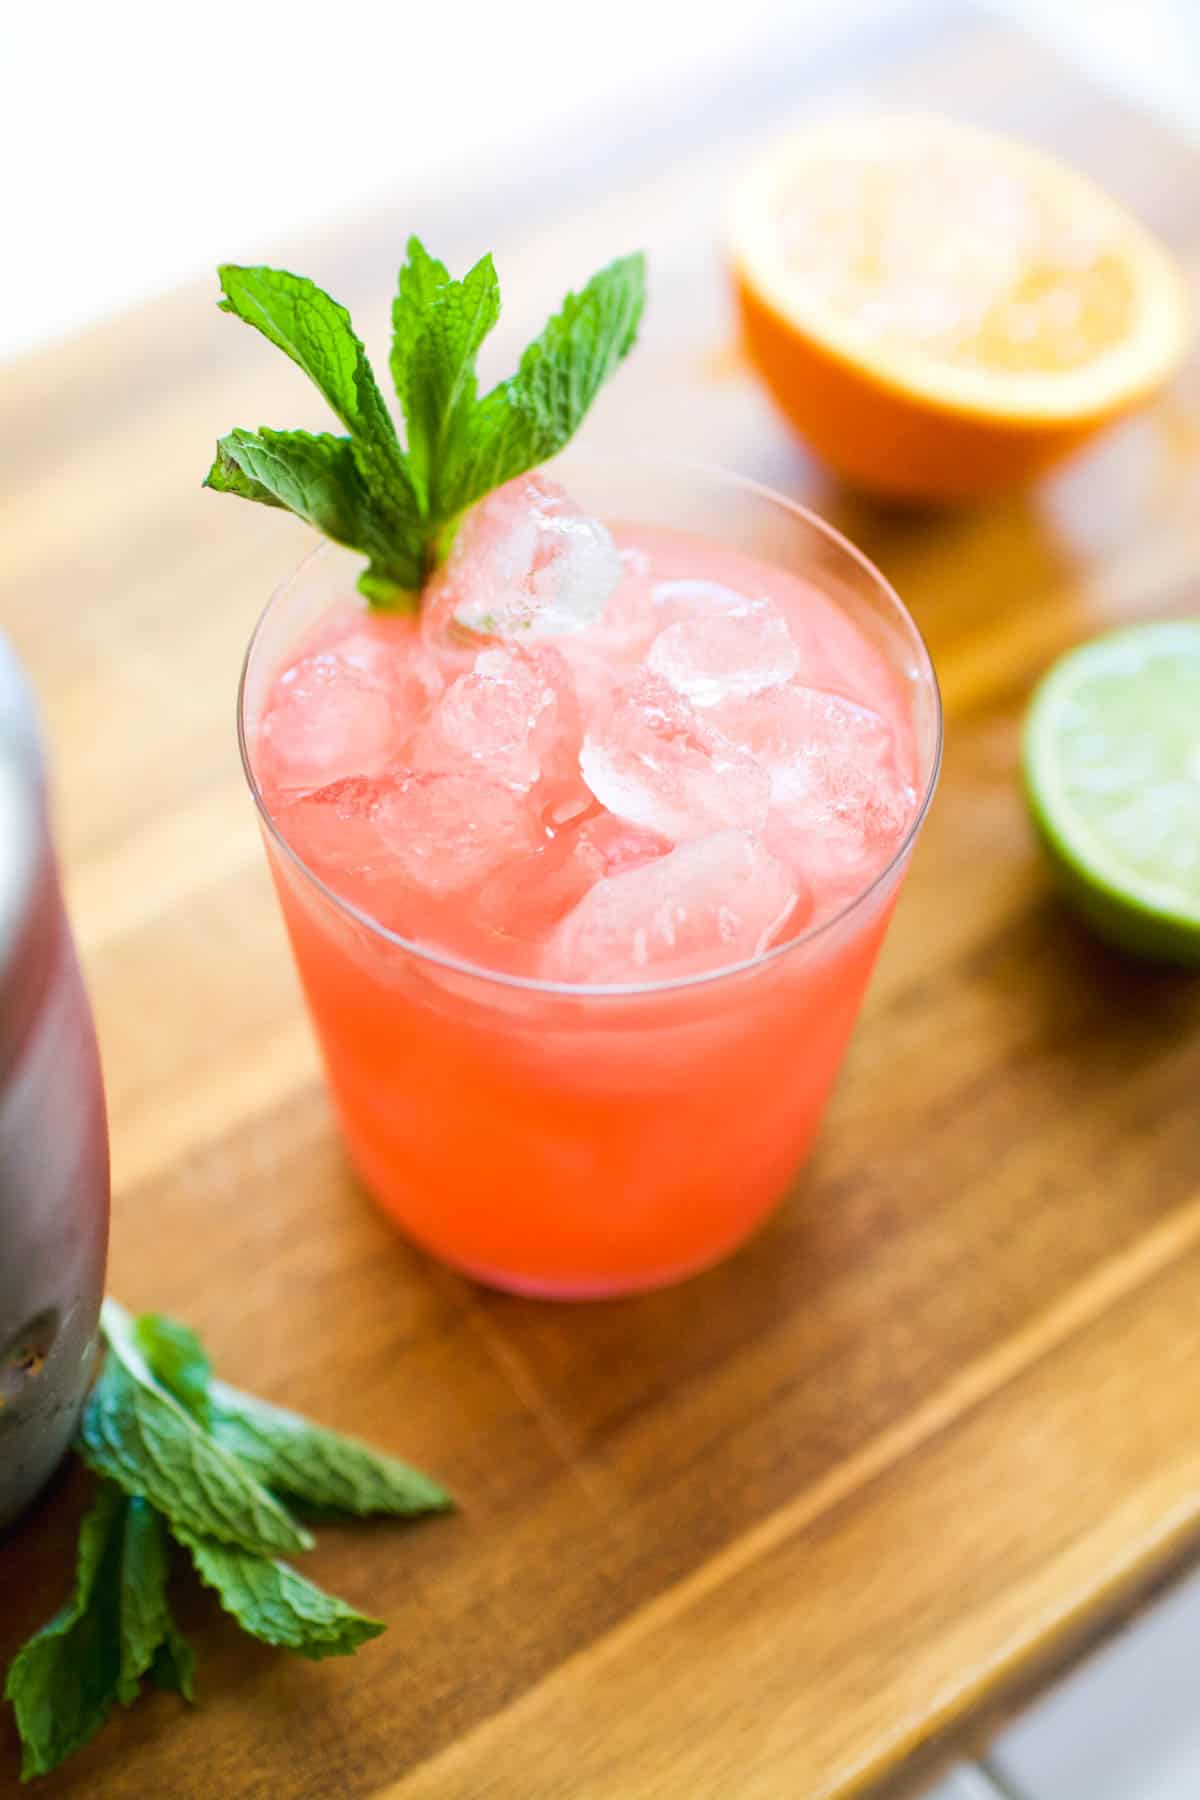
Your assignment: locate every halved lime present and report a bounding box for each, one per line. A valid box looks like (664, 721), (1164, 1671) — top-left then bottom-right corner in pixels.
(1022, 620), (1200, 964)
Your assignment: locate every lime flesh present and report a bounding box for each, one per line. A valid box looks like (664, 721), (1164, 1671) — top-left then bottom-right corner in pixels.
(1022, 620), (1200, 964)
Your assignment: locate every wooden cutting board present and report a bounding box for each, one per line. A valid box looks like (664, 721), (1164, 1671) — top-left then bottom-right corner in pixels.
(3, 5), (1199, 1796)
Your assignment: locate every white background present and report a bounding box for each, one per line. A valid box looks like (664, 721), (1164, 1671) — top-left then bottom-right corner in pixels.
(1, 0), (1196, 362)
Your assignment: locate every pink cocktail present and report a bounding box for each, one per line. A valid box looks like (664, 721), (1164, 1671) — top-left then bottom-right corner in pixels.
(241, 462), (940, 1296)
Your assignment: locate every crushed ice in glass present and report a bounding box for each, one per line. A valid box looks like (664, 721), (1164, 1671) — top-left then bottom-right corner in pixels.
(257, 474), (920, 981)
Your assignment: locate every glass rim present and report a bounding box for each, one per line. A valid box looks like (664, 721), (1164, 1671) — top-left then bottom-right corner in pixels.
(237, 456), (943, 1000)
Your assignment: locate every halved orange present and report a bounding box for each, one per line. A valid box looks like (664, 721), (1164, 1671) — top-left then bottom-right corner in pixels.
(729, 116), (1192, 502)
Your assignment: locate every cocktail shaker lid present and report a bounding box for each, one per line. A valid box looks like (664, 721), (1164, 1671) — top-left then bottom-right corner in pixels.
(0, 634), (52, 1075)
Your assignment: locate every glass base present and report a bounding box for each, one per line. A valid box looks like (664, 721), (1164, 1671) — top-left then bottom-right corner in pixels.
(345, 1107), (814, 1297)
(432, 1251), (730, 1301)
(365, 1191), (777, 1300)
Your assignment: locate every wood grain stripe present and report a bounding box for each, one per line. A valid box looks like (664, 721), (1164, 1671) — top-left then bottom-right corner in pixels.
(388, 1212), (1200, 1797)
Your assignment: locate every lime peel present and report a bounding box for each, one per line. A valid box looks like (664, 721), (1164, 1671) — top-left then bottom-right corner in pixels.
(1022, 620), (1200, 964)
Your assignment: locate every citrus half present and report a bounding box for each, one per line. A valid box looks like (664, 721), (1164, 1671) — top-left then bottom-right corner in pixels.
(729, 116), (1191, 500)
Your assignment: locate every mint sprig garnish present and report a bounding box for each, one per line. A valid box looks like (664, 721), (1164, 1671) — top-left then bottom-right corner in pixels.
(5, 1300), (449, 1779)
(205, 239), (646, 608)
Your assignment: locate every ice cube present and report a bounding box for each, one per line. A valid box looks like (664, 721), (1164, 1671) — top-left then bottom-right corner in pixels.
(551, 572), (660, 724)
(648, 607), (800, 708)
(475, 832), (594, 946)
(277, 769), (540, 902)
(544, 829), (800, 983)
(651, 578), (758, 625)
(592, 573), (660, 662)
(477, 810), (671, 944)
(572, 812), (673, 879)
(337, 629), (443, 705)
(579, 670), (771, 841)
(372, 771), (542, 893)
(426, 473), (621, 643)
(726, 684), (918, 899)
(260, 658), (397, 792)
(259, 624), (441, 793)
(274, 775), (396, 884)
(414, 643), (581, 794)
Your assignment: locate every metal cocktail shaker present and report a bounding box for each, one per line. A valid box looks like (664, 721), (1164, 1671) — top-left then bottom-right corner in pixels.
(0, 635), (109, 1526)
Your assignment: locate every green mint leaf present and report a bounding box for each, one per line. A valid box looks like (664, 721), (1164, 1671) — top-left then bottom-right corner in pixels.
(202, 430), (422, 597)
(346, 435), (423, 605)
(217, 264), (400, 454)
(431, 382), (540, 529)
(201, 440), (288, 509)
(149, 1628), (196, 1699)
(4, 1484), (125, 1778)
(207, 1380), (451, 1519)
(78, 1300), (312, 1559)
(177, 1531), (384, 1661)
(204, 428), (363, 540)
(389, 236), (452, 415)
(510, 250), (645, 451)
(114, 1496), (193, 1705)
(4, 1484), (194, 1779)
(133, 1314), (213, 1428)
(391, 240), (501, 516)
(213, 264), (423, 603)
(441, 251), (645, 517)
